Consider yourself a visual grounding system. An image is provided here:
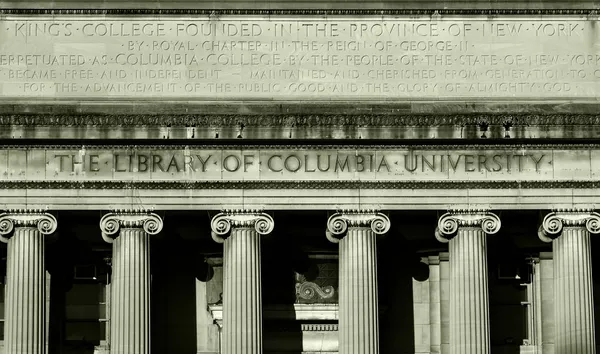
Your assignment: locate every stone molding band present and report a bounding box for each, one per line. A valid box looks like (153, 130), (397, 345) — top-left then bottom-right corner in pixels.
(3, 113), (600, 128)
(99, 209), (163, 243)
(538, 209), (600, 242)
(0, 209), (57, 242)
(210, 210), (274, 243)
(0, 9), (597, 15)
(3, 180), (600, 190)
(325, 209), (391, 243)
(435, 210), (501, 243)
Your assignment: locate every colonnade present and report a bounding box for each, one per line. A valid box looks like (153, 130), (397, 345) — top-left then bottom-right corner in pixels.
(0, 208), (597, 354)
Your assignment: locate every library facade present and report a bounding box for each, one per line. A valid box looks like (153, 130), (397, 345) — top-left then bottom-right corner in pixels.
(0, 2), (600, 354)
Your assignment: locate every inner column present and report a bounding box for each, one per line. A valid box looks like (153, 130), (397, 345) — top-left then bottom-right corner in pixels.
(211, 210), (274, 354)
(538, 210), (599, 354)
(326, 210), (390, 354)
(0, 210), (57, 354)
(100, 210), (163, 354)
(435, 210), (501, 354)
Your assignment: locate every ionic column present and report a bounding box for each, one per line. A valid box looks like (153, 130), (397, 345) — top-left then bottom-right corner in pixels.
(100, 210), (163, 354)
(325, 210), (390, 354)
(538, 209), (599, 354)
(435, 210), (501, 354)
(0, 209), (57, 354)
(210, 210), (274, 354)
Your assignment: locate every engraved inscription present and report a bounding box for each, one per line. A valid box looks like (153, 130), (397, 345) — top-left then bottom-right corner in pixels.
(0, 17), (598, 99)
(5, 146), (597, 182)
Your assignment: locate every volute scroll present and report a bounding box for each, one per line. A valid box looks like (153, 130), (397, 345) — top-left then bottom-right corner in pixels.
(325, 209), (391, 243)
(99, 209), (163, 244)
(210, 209), (274, 243)
(0, 209), (57, 243)
(538, 209), (600, 243)
(435, 209), (501, 242)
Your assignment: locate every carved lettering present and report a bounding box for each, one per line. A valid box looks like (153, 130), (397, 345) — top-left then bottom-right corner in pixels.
(0, 18), (596, 99)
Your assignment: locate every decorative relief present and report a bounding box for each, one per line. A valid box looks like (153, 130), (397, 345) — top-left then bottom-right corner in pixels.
(0, 209), (57, 242)
(99, 209), (163, 243)
(3, 114), (600, 127)
(538, 209), (600, 242)
(326, 209), (390, 243)
(295, 281), (335, 301)
(435, 209), (501, 242)
(210, 209), (274, 243)
(295, 260), (338, 304)
(2, 180), (600, 190)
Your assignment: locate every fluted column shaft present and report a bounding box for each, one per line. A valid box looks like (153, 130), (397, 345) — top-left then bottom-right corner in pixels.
(0, 210), (57, 354)
(210, 210), (274, 354)
(222, 228), (262, 354)
(538, 210), (600, 354)
(110, 228), (151, 354)
(448, 227), (490, 354)
(326, 210), (389, 354)
(100, 210), (163, 354)
(435, 210), (500, 354)
(553, 227), (595, 353)
(338, 227), (379, 354)
(5, 227), (46, 354)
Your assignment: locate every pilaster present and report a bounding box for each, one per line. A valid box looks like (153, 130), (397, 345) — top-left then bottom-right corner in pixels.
(100, 209), (163, 354)
(435, 210), (501, 354)
(211, 210), (274, 354)
(538, 209), (599, 354)
(326, 210), (390, 354)
(0, 209), (57, 354)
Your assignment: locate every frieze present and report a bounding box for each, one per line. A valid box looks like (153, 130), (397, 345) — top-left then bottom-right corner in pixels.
(3, 114), (600, 127)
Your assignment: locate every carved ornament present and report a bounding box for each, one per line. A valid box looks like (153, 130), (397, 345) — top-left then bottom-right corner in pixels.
(295, 281), (335, 302)
(99, 209), (163, 243)
(435, 209), (501, 243)
(3, 180), (600, 190)
(538, 209), (600, 242)
(0, 209), (57, 243)
(3, 113), (600, 128)
(210, 209), (274, 243)
(326, 209), (390, 243)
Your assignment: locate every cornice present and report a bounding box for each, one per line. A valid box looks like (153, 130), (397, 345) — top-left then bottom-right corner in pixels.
(1, 180), (600, 190)
(0, 143), (598, 150)
(2, 114), (600, 127)
(0, 9), (598, 15)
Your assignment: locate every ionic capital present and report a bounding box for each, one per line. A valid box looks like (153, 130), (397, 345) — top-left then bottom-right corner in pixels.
(0, 209), (57, 242)
(435, 209), (501, 242)
(538, 209), (600, 243)
(99, 209), (163, 244)
(325, 209), (390, 243)
(210, 209), (274, 243)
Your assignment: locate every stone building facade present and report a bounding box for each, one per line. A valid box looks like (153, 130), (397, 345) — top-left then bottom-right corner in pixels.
(0, 0), (599, 353)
